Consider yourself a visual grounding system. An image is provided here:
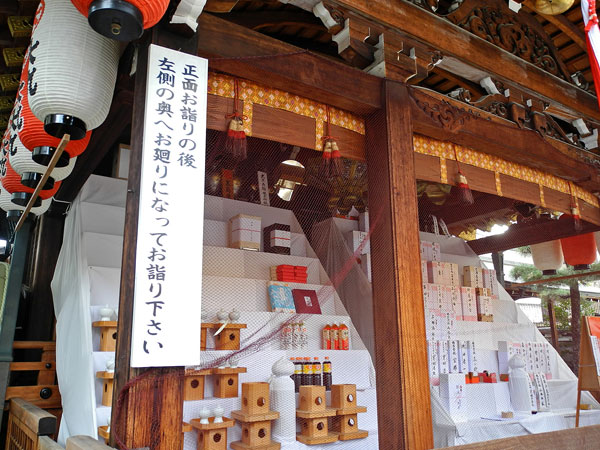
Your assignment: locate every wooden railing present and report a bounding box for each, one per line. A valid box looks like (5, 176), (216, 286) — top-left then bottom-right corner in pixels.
(6, 341), (61, 410)
(5, 397), (115, 450)
(437, 423), (600, 449)
(5, 398), (56, 450)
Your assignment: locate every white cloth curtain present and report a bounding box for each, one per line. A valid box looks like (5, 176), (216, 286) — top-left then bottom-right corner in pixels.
(51, 193), (96, 444)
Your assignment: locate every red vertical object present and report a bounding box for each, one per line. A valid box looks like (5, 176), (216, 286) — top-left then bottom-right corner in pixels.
(559, 215), (597, 270)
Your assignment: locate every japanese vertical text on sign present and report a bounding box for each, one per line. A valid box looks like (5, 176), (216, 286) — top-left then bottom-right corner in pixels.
(131, 45), (207, 367)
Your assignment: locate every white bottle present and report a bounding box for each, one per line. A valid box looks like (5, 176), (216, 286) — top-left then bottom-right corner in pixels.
(269, 357), (296, 441)
(508, 355), (535, 414)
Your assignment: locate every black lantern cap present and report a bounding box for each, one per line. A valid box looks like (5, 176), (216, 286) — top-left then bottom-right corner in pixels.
(88, 0), (144, 42)
(33, 146), (71, 167)
(11, 192), (41, 207)
(542, 270), (557, 276)
(44, 114), (87, 140)
(21, 172), (55, 190)
(6, 210), (22, 222)
(574, 264), (591, 271)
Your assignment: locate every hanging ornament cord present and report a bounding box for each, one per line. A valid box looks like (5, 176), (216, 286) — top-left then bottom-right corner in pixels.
(224, 79), (247, 161)
(321, 106), (342, 178)
(452, 144), (474, 205)
(583, 0), (600, 110)
(568, 182), (583, 232)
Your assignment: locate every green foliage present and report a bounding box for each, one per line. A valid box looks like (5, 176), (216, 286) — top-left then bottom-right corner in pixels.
(510, 259), (600, 329)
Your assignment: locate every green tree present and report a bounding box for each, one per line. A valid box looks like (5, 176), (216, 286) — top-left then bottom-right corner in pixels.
(511, 253), (600, 374)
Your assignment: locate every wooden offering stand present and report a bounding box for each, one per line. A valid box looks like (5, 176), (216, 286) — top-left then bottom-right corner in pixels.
(330, 384), (368, 440)
(184, 369), (212, 401)
(576, 316), (600, 426)
(231, 382), (280, 450)
(92, 321), (117, 352)
(296, 385), (338, 445)
(97, 425), (110, 444)
(95, 371), (114, 407)
(190, 417), (235, 450)
(213, 366), (248, 398)
(213, 323), (248, 350)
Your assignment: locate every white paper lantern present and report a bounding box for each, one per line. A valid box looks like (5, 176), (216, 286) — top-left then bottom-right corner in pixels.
(0, 185), (51, 221)
(530, 240), (564, 275)
(28, 0), (120, 139)
(8, 131), (76, 189)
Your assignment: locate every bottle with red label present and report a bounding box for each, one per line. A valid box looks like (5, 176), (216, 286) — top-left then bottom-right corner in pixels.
(313, 357), (322, 386)
(292, 357), (302, 392)
(330, 323), (340, 350)
(302, 357), (312, 385)
(339, 322), (349, 350)
(323, 356), (332, 390)
(322, 324), (331, 350)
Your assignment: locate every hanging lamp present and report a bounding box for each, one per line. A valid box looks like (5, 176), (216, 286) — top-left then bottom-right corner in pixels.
(530, 240), (563, 275)
(28, 0), (120, 140)
(559, 214), (597, 270)
(13, 48), (91, 166)
(1, 145), (61, 207)
(0, 186), (51, 221)
(71, 0), (169, 41)
(8, 129), (76, 189)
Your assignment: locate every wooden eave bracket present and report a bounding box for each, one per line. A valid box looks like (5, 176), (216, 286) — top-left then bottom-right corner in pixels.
(363, 33), (442, 83)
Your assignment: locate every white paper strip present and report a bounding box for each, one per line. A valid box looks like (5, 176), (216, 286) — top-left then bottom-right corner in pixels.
(131, 45), (208, 367)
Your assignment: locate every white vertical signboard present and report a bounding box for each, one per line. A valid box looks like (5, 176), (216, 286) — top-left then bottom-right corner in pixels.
(131, 45), (207, 367)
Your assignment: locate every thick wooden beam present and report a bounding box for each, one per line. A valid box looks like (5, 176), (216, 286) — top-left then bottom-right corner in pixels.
(328, 0), (600, 121)
(532, 9), (587, 51)
(195, 13), (382, 115)
(110, 30), (184, 450)
(410, 87), (600, 193)
(366, 80), (433, 449)
(468, 218), (600, 254)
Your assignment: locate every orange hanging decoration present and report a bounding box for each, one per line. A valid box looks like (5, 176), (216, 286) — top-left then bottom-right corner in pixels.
(568, 182), (583, 232)
(320, 106), (342, 178)
(452, 145), (474, 205)
(224, 79), (247, 162)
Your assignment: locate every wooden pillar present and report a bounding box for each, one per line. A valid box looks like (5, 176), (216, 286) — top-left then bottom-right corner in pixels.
(365, 80), (433, 450)
(25, 214), (65, 342)
(110, 28), (191, 449)
(547, 297), (560, 351)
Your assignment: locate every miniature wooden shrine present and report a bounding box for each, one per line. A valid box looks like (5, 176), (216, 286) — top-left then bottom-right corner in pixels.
(201, 322), (247, 350)
(231, 382), (280, 450)
(190, 416), (235, 450)
(213, 366), (247, 398)
(92, 320), (117, 352)
(296, 385), (338, 445)
(330, 384), (368, 441)
(95, 371), (114, 407)
(184, 369), (212, 401)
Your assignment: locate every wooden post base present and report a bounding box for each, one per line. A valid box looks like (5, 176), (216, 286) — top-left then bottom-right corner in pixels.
(296, 433), (338, 445)
(184, 370), (211, 401)
(96, 371), (115, 407)
(230, 409), (280, 449)
(98, 425), (110, 444)
(190, 417), (235, 450)
(230, 441), (280, 450)
(93, 321), (118, 352)
(212, 367), (247, 398)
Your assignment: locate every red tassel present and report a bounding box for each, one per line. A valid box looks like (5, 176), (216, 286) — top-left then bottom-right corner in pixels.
(224, 116), (247, 161)
(456, 171), (474, 205)
(571, 206), (583, 232)
(329, 140), (342, 178)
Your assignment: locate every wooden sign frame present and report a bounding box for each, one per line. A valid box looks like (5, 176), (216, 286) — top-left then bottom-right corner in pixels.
(575, 316), (600, 426)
